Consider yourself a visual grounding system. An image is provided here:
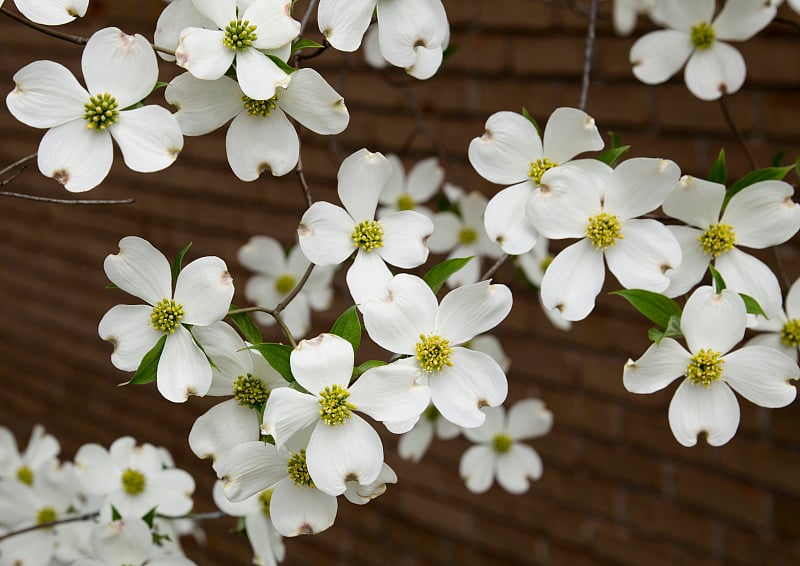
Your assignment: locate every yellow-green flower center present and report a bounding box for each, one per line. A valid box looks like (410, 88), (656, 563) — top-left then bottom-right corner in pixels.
(274, 274), (295, 295)
(223, 19), (258, 51)
(121, 468), (146, 495)
(493, 434), (513, 454)
(259, 489), (273, 516)
(242, 94), (278, 118)
(36, 506), (57, 525)
(459, 227), (478, 245)
(351, 220), (385, 251)
(529, 158), (559, 186)
(83, 93), (119, 131)
(416, 334), (454, 373)
(397, 194), (415, 211)
(16, 465), (33, 486)
(691, 21), (716, 50)
(686, 348), (724, 388)
(150, 298), (184, 334)
(699, 223), (735, 257)
(424, 405), (440, 422)
(287, 450), (314, 488)
(781, 319), (800, 347)
(233, 373), (270, 409)
(318, 384), (356, 426)
(586, 212), (623, 250)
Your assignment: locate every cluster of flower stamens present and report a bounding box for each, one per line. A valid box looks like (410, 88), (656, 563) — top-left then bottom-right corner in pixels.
(242, 94), (278, 118)
(459, 227), (478, 244)
(686, 348), (724, 388)
(274, 274), (295, 295)
(699, 223), (735, 257)
(83, 93), (119, 131)
(318, 384), (356, 426)
(351, 220), (385, 251)
(691, 21), (716, 50)
(396, 194), (415, 211)
(223, 19), (258, 51)
(16, 465), (33, 486)
(416, 334), (454, 373)
(586, 212), (623, 250)
(150, 298), (184, 334)
(36, 506), (57, 525)
(121, 468), (146, 495)
(492, 433), (513, 454)
(287, 450), (314, 487)
(781, 319), (800, 347)
(233, 374), (269, 409)
(259, 489), (273, 515)
(529, 158), (559, 185)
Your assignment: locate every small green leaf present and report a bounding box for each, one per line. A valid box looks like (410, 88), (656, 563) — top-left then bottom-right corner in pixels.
(291, 37), (324, 53)
(707, 148), (727, 185)
(708, 264), (726, 293)
(353, 359), (388, 378)
(648, 327), (665, 344)
(330, 306), (361, 354)
(111, 506), (122, 521)
(105, 283), (119, 289)
(423, 257), (473, 294)
(739, 293), (767, 317)
(647, 315), (683, 345)
(124, 335), (167, 385)
(521, 107), (542, 137)
(609, 131), (622, 149)
(141, 507), (157, 528)
(266, 54), (296, 74)
(723, 165), (793, 208)
(611, 289), (682, 328)
(772, 150), (785, 168)
(596, 145), (630, 167)
(246, 343), (294, 383)
(171, 242), (193, 285)
(228, 305), (263, 345)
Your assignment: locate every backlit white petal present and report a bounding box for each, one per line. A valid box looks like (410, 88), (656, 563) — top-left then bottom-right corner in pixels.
(173, 256), (234, 325)
(235, 48), (291, 101)
(528, 165), (601, 239)
(278, 69), (349, 135)
(216, 441), (288, 502)
(111, 106), (183, 173)
(245, 0), (300, 49)
(623, 338), (691, 394)
(459, 445), (496, 493)
(155, 0), (217, 60)
(507, 399), (553, 440)
(318, 0), (376, 51)
(377, 0), (448, 68)
(462, 406), (504, 443)
(722, 181), (800, 248)
(238, 235), (287, 275)
(468, 112), (541, 185)
(379, 210), (434, 268)
(483, 182), (538, 254)
(603, 158), (680, 220)
(406, 45), (443, 79)
(662, 225), (708, 298)
(157, 325), (213, 402)
(715, 249), (783, 322)
(668, 379), (739, 447)
(349, 359), (430, 423)
(398, 419), (434, 462)
(713, 0), (778, 42)
(436, 281), (512, 345)
(269, 478), (337, 537)
(682, 286), (746, 355)
(37, 120), (113, 192)
(166, 73), (242, 136)
(542, 107), (604, 163)
(654, 0), (714, 31)
(606, 219), (681, 291)
(189, 400), (260, 461)
(662, 175), (725, 228)
(346, 249), (393, 306)
(496, 444), (543, 493)
(175, 27), (235, 80)
(104, 235), (172, 304)
(261, 388), (320, 448)
(14, 0), (88, 25)
(226, 109), (299, 180)
(723, 346), (798, 407)
(6, 61), (87, 128)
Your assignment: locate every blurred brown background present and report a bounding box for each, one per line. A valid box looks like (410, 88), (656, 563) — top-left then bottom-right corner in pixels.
(2, 0), (800, 563)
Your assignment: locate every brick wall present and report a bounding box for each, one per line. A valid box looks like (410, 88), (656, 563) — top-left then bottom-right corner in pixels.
(2, 0), (800, 564)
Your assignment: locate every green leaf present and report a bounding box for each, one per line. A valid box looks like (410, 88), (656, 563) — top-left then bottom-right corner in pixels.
(266, 54), (296, 74)
(772, 150), (785, 168)
(423, 257), (473, 294)
(111, 506), (122, 521)
(124, 335), (167, 385)
(330, 306), (361, 354)
(105, 283), (119, 289)
(723, 164), (793, 208)
(442, 43), (459, 64)
(648, 315), (683, 345)
(246, 343), (294, 383)
(609, 131), (622, 149)
(739, 293), (767, 317)
(171, 242), (193, 285)
(611, 289), (682, 329)
(596, 145), (630, 167)
(708, 264), (726, 293)
(707, 148), (727, 185)
(291, 37), (324, 52)
(141, 507), (157, 528)
(521, 107), (542, 137)
(353, 359), (388, 378)
(228, 305), (263, 345)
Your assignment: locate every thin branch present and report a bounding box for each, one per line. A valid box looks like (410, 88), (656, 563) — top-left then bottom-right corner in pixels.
(294, 153), (314, 208)
(159, 511), (227, 521)
(299, 0), (319, 36)
(0, 153), (37, 179)
(718, 96), (757, 170)
(227, 306), (297, 348)
(1, 7), (86, 44)
(775, 15), (800, 32)
(0, 192), (135, 205)
(151, 43), (176, 57)
(481, 254), (509, 281)
(395, 72), (448, 166)
(578, 0), (599, 111)
(0, 512), (99, 542)
(275, 263), (315, 314)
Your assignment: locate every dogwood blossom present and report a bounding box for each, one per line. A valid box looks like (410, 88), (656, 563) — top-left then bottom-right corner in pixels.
(747, 277), (800, 362)
(2, 0), (89, 25)
(6, 27), (183, 192)
(377, 155), (443, 218)
(0, 425), (59, 485)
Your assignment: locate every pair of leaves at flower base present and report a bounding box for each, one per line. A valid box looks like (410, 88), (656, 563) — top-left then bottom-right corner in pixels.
(109, 505), (170, 546)
(613, 266), (765, 345)
(706, 147), (799, 209)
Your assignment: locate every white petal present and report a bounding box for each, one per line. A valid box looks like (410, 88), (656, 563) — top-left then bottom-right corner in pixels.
(111, 106), (183, 173)
(397, 419), (434, 462)
(436, 281), (513, 345)
(406, 45), (443, 79)
(540, 239), (605, 321)
(605, 219), (681, 292)
(146, 468), (195, 516)
(158, 326), (213, 401)
(82, 28), (157, 107)
(662, 175), (725, 228)
(291, 333), (354, 393)
(713, 0), (778, 41)
(103, 235), (172, 304)
(261, 388), (320, 448)
(91, 518), (151, 566)
(379, 154), (405, 204)
(269, 479), (337, 537)
(379, 211), (434, 268)
(746, 332), (796, 361)
(459, 445), (496, 493)
(6, 61), (86, 128)
(173, 256), (234, 325)
(192, 0), (236, 28)
(682, 287), (746, 355)
(215, 441), (287, 502)
(427, 212), (461, 253)
(654, 0), (714, 31)
(461, 405), (505, 443)
(623, 338), (691, 394)
(343, 462), (397, 505)
(226, 109), (299, 180)
(155, 0), (218, 60)
(235, 48), (291, 101)
(684, 42), (746, 100)
(98, 305), (161, 372)
(212, 479), (257, 517)
(542, 107), (604, 163)
(346, 249), (393, 305)
(507, 399), (554, 440)
(244, 0), (300, 49)
(175, 27), (235, 80)
(166, 73), (242, 136)
(483, 182), (539, 254)
(630, 30), (693, 84)
(13, 0), (88, 25)
(668, 380), (740, 447)
(722, 181), (800, 248)
(306, 416), (383, 496)
(662, 225), (708, 298)
(496, 444), (543, 493)
(723, 346), (798, 408)
(604, 158), (681, 219)
(349, 359), (430, 423)
(189, 399), (260, 461)
(377, 0), (449, 68)
(363, 22), (389, 69)
(787, 278), (800, 319)
(338, 149), (391, 222)
(317, 0), (376, 51)
(297, 202), (356, 265)
(278, 69), (349, 134)
(37, 120), (113, 192)
(527, 165), (602, 239)
(238, 235), (287, 275)
(715, 249), (783, 320)
(468, 112), (541, 185)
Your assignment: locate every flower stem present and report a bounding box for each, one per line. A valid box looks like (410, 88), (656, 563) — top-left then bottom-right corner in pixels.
(227, 306), (297, 348)
(718, 95), (757, 170)
(0, 512), (99, 542)
(481, 254), (509, 281)
(578, 0), (599, 111)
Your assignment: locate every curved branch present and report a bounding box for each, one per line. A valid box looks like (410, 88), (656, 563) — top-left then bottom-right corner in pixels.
(1, 7), (86, 44)
(0, 512), (99, 542)
(0, 192), (136, 205)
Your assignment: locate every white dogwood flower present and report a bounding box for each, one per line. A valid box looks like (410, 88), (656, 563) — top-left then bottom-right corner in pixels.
(2, 0), (88, 25)
(377, 155), (443, 218)
(747, 277), (800, 362)
(6, 27), (183, 192)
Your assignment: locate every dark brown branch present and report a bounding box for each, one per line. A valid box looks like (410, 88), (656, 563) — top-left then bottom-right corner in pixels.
(718, 96), (757, 170)
(0, 512), (99, 542)
(579, 0), (599, 111)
